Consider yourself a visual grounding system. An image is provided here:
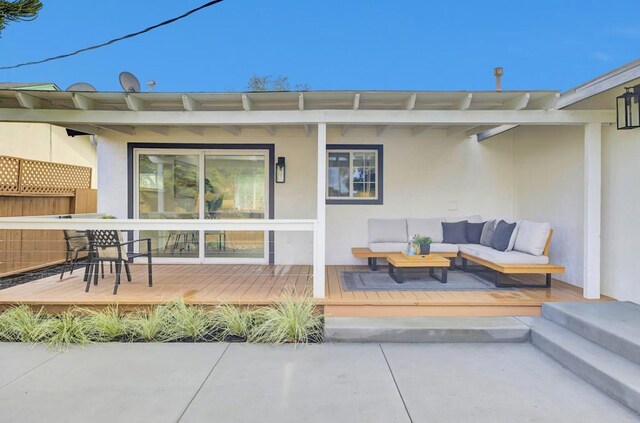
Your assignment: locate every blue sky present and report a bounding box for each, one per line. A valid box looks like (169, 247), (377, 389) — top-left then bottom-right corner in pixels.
(0, 0), (637, 92)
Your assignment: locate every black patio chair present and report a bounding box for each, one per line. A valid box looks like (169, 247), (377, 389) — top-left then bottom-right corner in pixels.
(59, 215), (112, 280)
(84, 230), (153, 295)
(60, 229), (90, 279)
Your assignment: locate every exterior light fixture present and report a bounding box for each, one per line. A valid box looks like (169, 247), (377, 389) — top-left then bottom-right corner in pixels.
(276, 157), (286, 183)
(616, 85), (640, 130)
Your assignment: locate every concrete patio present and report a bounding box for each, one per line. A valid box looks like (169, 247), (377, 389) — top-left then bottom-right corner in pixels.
(0, 342), (637, 422)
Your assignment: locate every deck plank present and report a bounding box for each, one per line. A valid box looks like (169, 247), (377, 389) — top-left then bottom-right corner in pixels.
(0, 264), (606, 315)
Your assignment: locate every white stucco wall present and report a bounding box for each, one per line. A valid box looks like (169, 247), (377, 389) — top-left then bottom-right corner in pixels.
(325, 128), (515, 264)
(601, 124), (640, 303)
(508, 125), (585, 286)
(96, 126), (516, 266)
(507, 122), (640, 303)
(0, 122), (97, 188)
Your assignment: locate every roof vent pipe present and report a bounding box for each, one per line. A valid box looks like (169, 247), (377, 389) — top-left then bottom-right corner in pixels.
(494, 67), (504, 91)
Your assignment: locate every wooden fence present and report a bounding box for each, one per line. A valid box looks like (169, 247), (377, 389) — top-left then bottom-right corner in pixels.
(0, 156), (96, 277)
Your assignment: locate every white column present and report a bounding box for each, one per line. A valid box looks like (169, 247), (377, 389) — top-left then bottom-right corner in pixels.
(583, 123), (601, 299)
(313, 123), (327, 298)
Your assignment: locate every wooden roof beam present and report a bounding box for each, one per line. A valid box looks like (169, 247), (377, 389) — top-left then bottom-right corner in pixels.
(125, 94), (146, 111)
(220, 125), (241, 136)
(502, 93), (530, 110)
(456, 93), (473, 110)
(405, 93), (417, 110)
(183, 126), (205, 136)
(71, 93), (96, 110)
(182, 94), (200, 111)
(147, 126), (170, 135)
(15, 92), (43, 109)
(242, 94), (253, 111)
(447, 125), (478, 138)
(530, 92), (560, 110)
(95, 125), (136, 135)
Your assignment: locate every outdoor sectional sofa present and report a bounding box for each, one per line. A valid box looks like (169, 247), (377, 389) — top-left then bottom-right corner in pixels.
(352, 216), (565, 288)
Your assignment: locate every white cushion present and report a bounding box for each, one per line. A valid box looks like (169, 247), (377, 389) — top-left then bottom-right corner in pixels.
(446, 215), (482, 223)
(407, 218), (444, 243)
(507, 221), (521, 251)
(369, 242), (407, 253)
(514, 221), (551, 256)
(459, 243), (484, 256)
(429, 243), (459, 253)
(460, 244), (548, 265)
(368, 219), (407, 243)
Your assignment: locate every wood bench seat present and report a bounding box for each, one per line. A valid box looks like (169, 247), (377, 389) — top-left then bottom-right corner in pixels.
(458, 230), (564, 288)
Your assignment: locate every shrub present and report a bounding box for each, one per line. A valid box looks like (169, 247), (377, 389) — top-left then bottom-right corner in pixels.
(250, 290), (322, 344)
(160, 299), (218, 342)
(82, 306), (133, 342)
(0, 290), (325, 346)
(128, 307), (174, 342)
(214, 304), (258, 341)
(43, 311), (91, 349)
(0, 305), (50, 343)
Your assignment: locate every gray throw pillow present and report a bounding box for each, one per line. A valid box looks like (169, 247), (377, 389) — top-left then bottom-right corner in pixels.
(492, 220), (517, 252)
(442, 221), (468, 244)
(480, 220), (496, 246)
(466, 222), (486, 244)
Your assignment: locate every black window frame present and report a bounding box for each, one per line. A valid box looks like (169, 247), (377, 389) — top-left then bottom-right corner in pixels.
(326, 144), (383, 205)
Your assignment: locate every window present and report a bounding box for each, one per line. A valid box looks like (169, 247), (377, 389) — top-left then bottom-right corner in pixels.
(326, 145), (383, 204)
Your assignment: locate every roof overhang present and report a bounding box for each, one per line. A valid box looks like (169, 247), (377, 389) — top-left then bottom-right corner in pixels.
(477, 58), (640, 141)
(0, 89), (614, 137)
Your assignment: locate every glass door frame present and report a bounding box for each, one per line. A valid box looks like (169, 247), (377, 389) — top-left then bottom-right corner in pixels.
(132, 146), (271, 265)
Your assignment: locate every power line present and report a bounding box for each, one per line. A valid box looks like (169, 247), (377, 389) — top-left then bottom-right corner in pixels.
(0, 0), (225, 70)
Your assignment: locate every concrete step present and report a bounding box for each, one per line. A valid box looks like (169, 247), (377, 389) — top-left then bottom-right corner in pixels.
(530, 317), (640, 414)
(323, 316), (530, 343)
(542, 302), (640, 366)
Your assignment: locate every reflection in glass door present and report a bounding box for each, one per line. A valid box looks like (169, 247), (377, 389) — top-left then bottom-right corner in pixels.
(138, 153), (200, 258)
(204, 154), (266, 260)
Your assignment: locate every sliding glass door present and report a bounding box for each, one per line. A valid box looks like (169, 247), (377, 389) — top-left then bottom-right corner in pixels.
(204, 153), (266, 260)
(135, 149), (269, 263)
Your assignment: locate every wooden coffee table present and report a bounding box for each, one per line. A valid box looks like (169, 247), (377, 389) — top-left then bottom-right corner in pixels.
(386, 253), (450, 284)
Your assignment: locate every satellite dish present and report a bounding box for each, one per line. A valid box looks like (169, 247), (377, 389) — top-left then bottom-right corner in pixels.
(119, 71), (141, 92)
(66, 82), (97, 92)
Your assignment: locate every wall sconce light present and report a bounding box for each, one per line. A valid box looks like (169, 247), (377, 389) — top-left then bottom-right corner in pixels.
(616, 85), (640, 130)
(276, 157), (286, 183)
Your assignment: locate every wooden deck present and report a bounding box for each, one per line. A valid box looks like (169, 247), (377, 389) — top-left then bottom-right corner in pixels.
(0, 264), (606, 316)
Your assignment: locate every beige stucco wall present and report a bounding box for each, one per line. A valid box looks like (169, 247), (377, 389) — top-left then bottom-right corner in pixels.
(96, 127), (516, 266)
(0, 122), (97, 188)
